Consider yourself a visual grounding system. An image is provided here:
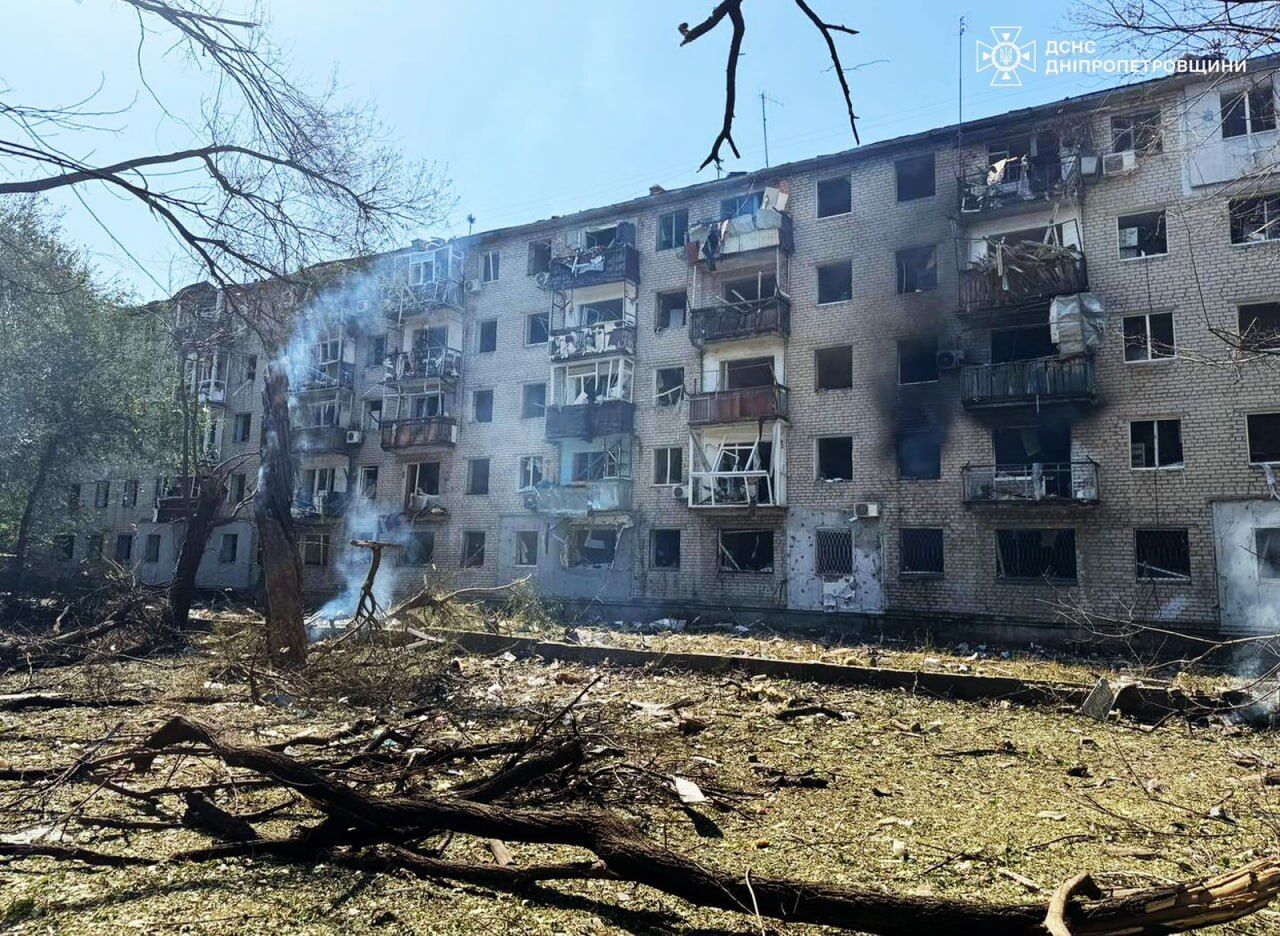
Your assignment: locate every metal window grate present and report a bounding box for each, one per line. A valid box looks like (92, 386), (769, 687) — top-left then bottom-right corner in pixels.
(901, 528), (944, 575)
(1135, 529), (1191, 579)
(815, 528), (853, 578)
(995, 529), (1077, 581)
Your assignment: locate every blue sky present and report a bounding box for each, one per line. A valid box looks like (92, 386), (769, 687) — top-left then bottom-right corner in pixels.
(4, 1), (1126, 299)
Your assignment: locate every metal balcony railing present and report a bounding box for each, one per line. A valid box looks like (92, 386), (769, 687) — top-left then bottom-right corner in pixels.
(379, 415), (459, 450)
(380, 277), (465, 317)
(294, 361), (355, 392)
(548, 322), (636, 361)
(958, 252), (1088, 314)
(688, 384), (789, 426)
(961, 358), (1096, 408)
(958, 154), (1084, 216)
(689, 296), (791, 346)
(962, 461), (1100, 505)
(386, 347), (463, 383)
(524, 478), (633, 516)
(689, 469), (780, 508)
(544, 399), (634, 441)
(293, 490), (347, 521)
(546, 243), (640, 290)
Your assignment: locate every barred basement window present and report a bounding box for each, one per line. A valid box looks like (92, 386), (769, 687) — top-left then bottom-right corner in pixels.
(718, 529), (774, 573)
(900, 528), (944, 576)
(399, 532), (435, 567)
(815, 345), (852, 390)
(460, 531), (486, 568)
(515, 531), (539, 567)
(1238, 302), (1280, 351)
(995, 529), (1077, 582)
(1123, 312), (1175, 361)
(1135, 529), (1191, 580)
(1118, 210), (1167, 259)
(651, 529), (680, 569)
(895, 245), (938, 293)
(814, 528), (853, 578)
(1256, 528), (1280, 580)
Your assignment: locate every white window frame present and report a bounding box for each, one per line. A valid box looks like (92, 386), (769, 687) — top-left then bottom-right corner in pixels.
(526, 311), (550, 345)
(558, 358), (633, 405)
(653, 446), (684, 486)
(1229, 194), (1280, 245)
(514, 530), (539, 567)
(1121, 311), (1177, 364)
(407, 461), (441, 497)
(1221, 80), (1277, 139)
(656, 209), (688, 251)
(654, 366), (685, 407)
(1117, 209), (1169, 261)
(1129, 418), (1184, 471)
(409, 393), (443, 419)
(518, 455), (544, 491)
(481, 249), (500, 283)
(358, 465), (378, 500)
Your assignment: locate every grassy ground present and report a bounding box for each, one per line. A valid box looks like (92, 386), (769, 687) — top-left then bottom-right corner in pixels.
(1, 617), (1279, 935)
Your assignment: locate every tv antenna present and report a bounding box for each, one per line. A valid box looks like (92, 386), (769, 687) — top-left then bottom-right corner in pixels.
(467, 213), (476, 235)
(760, 91), (784, 167)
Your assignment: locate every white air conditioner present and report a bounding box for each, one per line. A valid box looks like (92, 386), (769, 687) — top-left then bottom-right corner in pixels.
(1102, 150), (1137, 176)
(465, 278), (483, 293)
(345, 430), (363, 445)
(936, 349), (967, 370)
(854, 501), (881, 519)
(672, 484), (687, 502)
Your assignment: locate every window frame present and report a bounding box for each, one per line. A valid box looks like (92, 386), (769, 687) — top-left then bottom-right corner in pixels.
(477, 319), (498, 353)
(1134, 528), (1192, 581)
(656, 209), (689, 251)
(717, 529), (775, 574)
(1121, 311), (1177, 363)
(814, 527), (854, 578)
(472, 388), (494, 424)
(481, 249), (500, 283)
(1229, 194), (1280, 245)
(515, 530), (539, 567)
(1117, 209), (1169, 261)
(897, 337), (939, 385)
(465, 458), (491, 495)
(521, 382), (547, 420)
(231, 411), (252, 443)
(655, 290), (688, 331)
(894, 244), (938, 294)
(1246, 412), (1280, 465)
(460, 530), (487, 568)
(650, 528), (680, 569)
(900, 528), (945, 578)
(143, 533), (161, 564)
(994, 528), (1078, 583)
(815, 175), (852, 219)
(217, 532), (239, 565)
(895, 153), (936, 202)
(652, 446), (684, 487)
(815, 435), (854, 483)
(654, 366), (685, 407)
(816, 259), (854, 306)
(1129, 418), (1185, 470)
(525, 311), (550, 346)
(299, 533), (330, 567)
(518, 455), (544, 492)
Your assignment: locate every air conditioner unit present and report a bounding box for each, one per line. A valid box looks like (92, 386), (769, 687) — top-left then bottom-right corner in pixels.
(465, 278), (483, 293)
(672, 484), (687, 502)
(854, 501), (881, 519)
(1102, 150), (1137, 176)
(936, 349), (967, 370)
(345, 430), (363, 445)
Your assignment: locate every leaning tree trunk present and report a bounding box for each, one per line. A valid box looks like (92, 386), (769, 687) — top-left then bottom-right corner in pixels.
(5, 435), (59, 591)
(254, 361), (307, 666)
(164, 473), (227, 631)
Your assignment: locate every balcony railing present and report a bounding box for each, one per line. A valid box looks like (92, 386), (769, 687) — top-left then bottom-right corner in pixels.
(546, 243), (640, 290)
(379, 415), (459, 450)
(962, 462), (1100, 505)
(549, 322), (636, 362)
(958, 154), (1084, 216)
(292, 424), (353, 454)
(689, 470), (781, 508)
(544, 399), (634, 441)
(961, 358), (1096, 408)
(197, 378), (226, 405)
(688, 384), (789, 426)
(690, 296), (791, 346)
(958, 251), (1088, 314)
(293, 490), (347, 521)
(152, 481), (201, 523)
(386, 347), (463, 383)
(687, 210), (794, 265)
(524, 478), (633, 516)
(380, 278), (465, 317)
(294, 361), (355, 392)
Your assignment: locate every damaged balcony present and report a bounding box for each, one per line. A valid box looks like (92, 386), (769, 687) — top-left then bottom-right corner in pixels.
(546, 241), (640, 291)
(686, 187), (793, 267)
(294, 361), (355, 393)
(690, 295), (791, 347)
(549, 322), (636, 362)
(544, 400), (634, 441)
(292, 490), (347, 522)
(293, 424), (357, 455)
(961, 358), (1096, 409)
(380, 241), (465, 319)
(379, 415), (459, 450)
(962, 461), (1100, 505)
(958, 246), (1088, 315)
(958, 154), (1085, 218)
(688, 384), (788, 426)
(385, 347), (463, 385)
(523, 478), (633, 517)
(151, 479), (201, 523)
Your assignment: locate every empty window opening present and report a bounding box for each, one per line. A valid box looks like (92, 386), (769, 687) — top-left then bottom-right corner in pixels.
(466, 458), (490, 495)
(573, 446), (622, 482)
(218, 533), (238, 565)
(1229, 195), (1280, 244)
(366, 335), (386, 367)
(481, 249), (500, 283)
(896, 153), (936, 201)
(1248, 413), (1280, 464)
(718, 529), (774, 573)
(1255, 528), (1280, 580)
(1111, 111), (1162, 153)
(519, 456), (544, 491)
(1238, 302), (1280, 351)
(410, 393), (443, 419)
(723, 273), (777, 306)
(816, 176), (852, 218)
(1130, 419), (1184, 469)
(583, 225), (619, 249)
(721, 192), (764, 219)
(816, 436), (854, 482)
(901, 528), (944, 576)
(461, 531), (486, 568)
(814, 528), (853, 578)
(527, 312), (550, 345)
(515, 530), (539, 567)
(300, 533), (330, 567)
(574, 298), (626, 327)
(87, 533), (104, 558)
(1135, 529), (1191, 580)
(897, 431), (941, 480)
(473, 389), (494, 423)
(364, 400), (383, 431)
(143, 534), (160, 564)
(570, 527), (618, 567)
(122, 479), (139, 508)
(721, 356), (776, 390)
(114, 533), (133, 564)
(1118, 210), (1168, 259)
(651, 529), (680, 569)
(991, 324), (1055, 363)
(68, 484), (81, 513)
(95, 480), (110, 509)
(653, 446), (684, 486)
(477, 320), (497, 353)
(655, 367), (684, 407)
(527, 240), (551, 276)
(1221, 82), (1277, 138)
(817, 260), (853, 304)
(522, 383), (547, 419)
(358, 466), (378, 499)
(896, 245), (938, 293)
(656, 290), (687, 330)
(657, 209), (688, 250)
(399, 532), (435, 567)
(244, 354), (258, 384)
(815, 345), (853, 390)
(996, 529), (1077, 581)
(408, 461), (441, 498)
(898, 337), (938, 384)
(562, 357), (632, 404)
(227, 473), (247, 506)
(1124, 312), (1176, 361)
(232, 412), (251, 442)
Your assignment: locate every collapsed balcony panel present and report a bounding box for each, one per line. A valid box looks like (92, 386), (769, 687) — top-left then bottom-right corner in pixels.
(545, 242), (640, 291)
(686, 188), (793, 267)
(961, 358), (1097, 409)
(958, 244), (1088, 315)
(688, 384), (789, 426)
(524, 478), (633, 517)
(548, 322), (636, 362)
(962, 461), (1100, 505)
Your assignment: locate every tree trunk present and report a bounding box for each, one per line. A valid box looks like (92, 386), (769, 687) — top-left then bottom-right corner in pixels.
(164, 473), (227, 631)
(254, 361), (307, 666)
(6, 436), (59, 591)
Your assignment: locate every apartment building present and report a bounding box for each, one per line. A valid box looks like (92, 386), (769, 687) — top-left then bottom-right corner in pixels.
(44, 61), (1280, 637)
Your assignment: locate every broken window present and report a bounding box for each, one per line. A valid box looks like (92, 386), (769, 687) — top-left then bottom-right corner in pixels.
(655, 367), (684, 407)
(460, 531), (486, 568)
(143, 534), (160, 564)
(244, 354), (258, 384)
(723, 273), (777, 306)
(656, 290), (687, 331)
(218, 533), (238, 565)
(366, 335), (386, 367)
(232, 412), (251, 443)
(816, 175), (852, 218)
(1118, 210), (1167, 259)
(815, 345), (852, 390)
(521, 383), (546, 419)
(816, 436), (853, 482)
(1123, 312), (1176, 361)
(718, 529), (773, 573)
(897, 431), (941, 480)
(995, 529), (1078, 581)
(1248, 412), (1280, 464)
(410, 393), (442, 420)
(651, 529), (680, 569)
(299, 533), (330, 567)
(572, 447), (621, 482)
(1221, 82), (1276, 138)
(898, 337), (938, 384)
(481, 249), (500, 283)
(364, 400), (382, 431)
(406, 462), (440, 498)
(114, 533), (133, 564)
(583, 225), (618, 249)
(1256, 528), (1280, 580)
(1135, 529), (1191, 580)
(526, 312), (550, 345)
(515, 530), (539, 567)
(58, 534), (75, 561)
(1130, 419), (1183, 469)
(518, 456), (543, 491)
(68, 484), (81, 513)
(653, 446), (683, 486)
(1110, 111), (1162, 153)
(570, 528), (617, 567)
(816, 260), (853, 304)
(306, 400), (338, 428)
(1237, 302), (1280, 351)
(477, 320), (497, 353)
(121, 479), (138, 508)
(657, 209), (688, 250)
(397, 532), (433, 567)
(895, 245), (938, 293)
(991, 324), (1055, 363)
(466, 459), (490, 495)
(358, 466), (377, 500)
(574, 298), (625, 327)
(721, 192), (763, 219)
(901, 528), (944, 576)
(94, 480), (110, 509)
(721, 356), (776, 390)
(473, 389), (493, 423)
(560, 356), (633, 405)
(895, 153), (935, 202)
(814, 528), (853, 577)
(227, 473), (246, 506)
(527, 240), (551, 276)
(1230, 195), (1280, 245)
